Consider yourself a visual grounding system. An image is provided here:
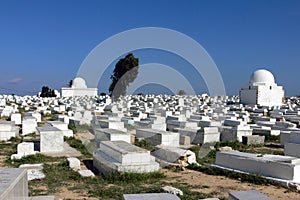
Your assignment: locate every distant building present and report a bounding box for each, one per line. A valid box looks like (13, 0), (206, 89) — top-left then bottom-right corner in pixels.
(240, 69), (284, 107)
(61, 77), (98, 97)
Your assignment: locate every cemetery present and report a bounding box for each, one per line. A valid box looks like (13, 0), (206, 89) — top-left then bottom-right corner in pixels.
(1, 83), (300, 199)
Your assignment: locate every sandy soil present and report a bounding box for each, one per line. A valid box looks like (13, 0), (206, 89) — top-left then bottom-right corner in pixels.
(161, 168), (300, 200)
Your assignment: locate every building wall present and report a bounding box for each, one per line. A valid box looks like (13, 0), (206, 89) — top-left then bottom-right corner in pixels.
(240, 87), (257, 105)
(61, 88), (98, 97)
(240, 84), (284, 107)
(257, 85), (284, 107)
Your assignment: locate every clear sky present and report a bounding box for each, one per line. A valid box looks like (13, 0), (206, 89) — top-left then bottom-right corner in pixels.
(0, 0), (299, 96)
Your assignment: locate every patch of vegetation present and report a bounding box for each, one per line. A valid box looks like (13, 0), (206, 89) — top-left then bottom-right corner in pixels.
(29, 161), (83, 195)
(187, 164), (270, 186)
(169, 183), (212, 200)
(104, 171), (165, 184)
(64, 137), (92, 157)
(8, 153), (64, 168)
(134, 139), (154, 151)
(215, 141), (247, 151)
(18, 106), (25, 116)
(265, 135), (280, 143)
(68, 123), (92, 133)
(0, 116), (9, 121)
(22, 132), (38, 140)
(189, 145), (216, 165)
(8, 136), (22, 143)
(38, 122), (45, 126)
(42, 113), (56, 121)
(243, 147), (284, 155)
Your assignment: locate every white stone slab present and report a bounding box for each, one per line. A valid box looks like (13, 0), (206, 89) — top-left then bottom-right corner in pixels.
(0, 168), (28, 199)
(37, 126), (64, 153)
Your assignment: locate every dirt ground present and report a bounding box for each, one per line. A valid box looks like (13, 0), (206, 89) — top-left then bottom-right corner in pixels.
(48, 167), (300, 200)
(2, 133), (300, 199)
(161, 168), (300, 200)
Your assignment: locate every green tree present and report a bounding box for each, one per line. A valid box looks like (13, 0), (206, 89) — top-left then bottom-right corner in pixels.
(68, 80), (73, 87)
(40, 86), (57, 97)
(178, 89), (186, 95)
(109, 53), (139, 100)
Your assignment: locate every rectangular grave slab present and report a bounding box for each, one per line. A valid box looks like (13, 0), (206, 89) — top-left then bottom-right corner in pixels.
(0, 168), (28, 199)
(215, 151), (300, 182)
(229, 190), (272, 200)
(94, 128), (131, 146)
(123, 193), (181, 200)
(136, 129), (179, 146)
(93, 141), (159, 174)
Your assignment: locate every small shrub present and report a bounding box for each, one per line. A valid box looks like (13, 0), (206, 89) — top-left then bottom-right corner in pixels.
(187, 164), (270, 185)
(9, 153), (62, 167)
(134, 139), (154, 151)
(64, 137), (92, 157)
(104, 171), (165, 184)
(265, 135), (280, 143)
(215, 141), (246, 151)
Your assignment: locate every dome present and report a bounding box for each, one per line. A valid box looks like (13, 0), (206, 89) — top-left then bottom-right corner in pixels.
(72, 77), (87, 88)
(249, 69), (275, 84)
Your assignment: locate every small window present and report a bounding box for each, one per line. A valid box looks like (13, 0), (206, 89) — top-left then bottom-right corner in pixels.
(249, 86), (251, 90)
(270, 86), (272, 90)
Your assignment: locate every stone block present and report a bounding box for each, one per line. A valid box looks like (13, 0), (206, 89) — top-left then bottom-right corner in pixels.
(37, 127), (64, 153)
(78, 170), (95, 177)
(179, 135), (190, 145)
(22, 119), (37, 136)
(93, 141), (159, 174)
(285, 143), (300, 158)
(242, 135), (265, 145)
(67, 157), (81, 170)
(94, 128), (131, 146)
(19, 163), (45, 181)
(11, 113), (22, 125)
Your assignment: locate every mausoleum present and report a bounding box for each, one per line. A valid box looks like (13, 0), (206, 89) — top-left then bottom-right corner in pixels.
(240, 69), (284, 107)
(61, 77), (98, 97)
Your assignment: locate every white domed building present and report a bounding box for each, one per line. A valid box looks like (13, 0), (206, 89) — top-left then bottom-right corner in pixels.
(61, 77), (98, 97)
(240, 69), (284, 107)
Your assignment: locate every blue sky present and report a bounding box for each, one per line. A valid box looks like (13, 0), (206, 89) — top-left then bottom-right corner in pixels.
(0, 0), (299, 96)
